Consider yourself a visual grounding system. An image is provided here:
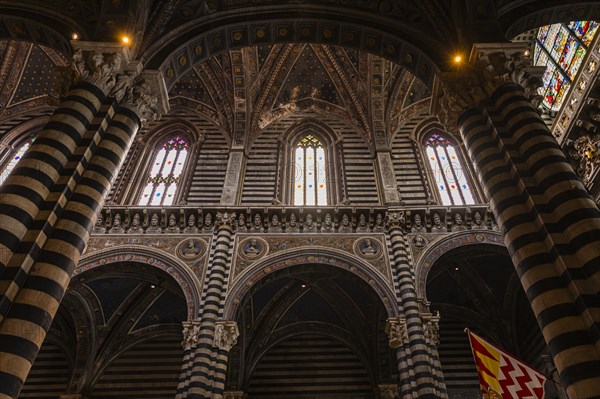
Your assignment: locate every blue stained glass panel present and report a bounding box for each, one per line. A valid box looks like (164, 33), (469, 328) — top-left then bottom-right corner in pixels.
(0, 141), (31, 185)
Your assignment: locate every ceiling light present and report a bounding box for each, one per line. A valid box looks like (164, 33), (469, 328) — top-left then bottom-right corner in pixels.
(72, 33), (79, 40)
(122, 36), (130, 44)
(454, 55), (462, 63)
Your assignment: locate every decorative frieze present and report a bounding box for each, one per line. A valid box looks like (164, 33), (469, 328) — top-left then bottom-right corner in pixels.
(93, 206), (497, 236)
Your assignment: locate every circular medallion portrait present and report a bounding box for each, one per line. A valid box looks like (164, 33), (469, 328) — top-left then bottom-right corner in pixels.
(411, 235), (428, 248)
(177, 239), (206, 260)
(239, 237), (268, 260)
(353, 238), (383, 259)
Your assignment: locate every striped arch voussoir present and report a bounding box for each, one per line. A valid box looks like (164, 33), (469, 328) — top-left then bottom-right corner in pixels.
(76, 245), (202, 320)
(223, 246), (399, 320)
(415, 230), (506, 300)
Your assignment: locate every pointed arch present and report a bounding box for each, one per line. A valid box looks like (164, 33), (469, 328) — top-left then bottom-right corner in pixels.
(411, 119), (480, 206)
(121, 120), (203, 206)
(277, 120), (345, 205)
(0, 116), (44, 185)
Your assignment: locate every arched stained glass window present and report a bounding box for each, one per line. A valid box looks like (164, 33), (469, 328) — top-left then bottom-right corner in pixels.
(293, 134), (328, 206)
(0, 141), (32, 185)
(535, 20), (599, 110)
(425, 133), (475, 206)
(138, 135), (189, 206)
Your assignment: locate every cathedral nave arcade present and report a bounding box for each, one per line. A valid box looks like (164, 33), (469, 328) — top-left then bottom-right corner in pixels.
(0, 1), (599, 399)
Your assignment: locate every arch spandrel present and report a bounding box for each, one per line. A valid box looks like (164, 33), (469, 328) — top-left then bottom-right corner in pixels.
(223, 246), (399, 320)
(77, 245), (203, 320)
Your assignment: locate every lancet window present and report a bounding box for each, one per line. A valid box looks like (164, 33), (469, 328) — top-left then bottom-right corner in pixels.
(0, 140), (33, 185)
(424, 132), (475, 206)
(293, 134), (328, 206)
(138, 135), (189, 206)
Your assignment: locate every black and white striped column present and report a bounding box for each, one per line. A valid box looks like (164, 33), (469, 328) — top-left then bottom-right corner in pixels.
(386, 211), (446, 399)
(0, 72), (162, 398)
(178, 320), (202, 397)
(212, 321), (239, 399)
(457, 82), (600, 398)
(181, 212), (236, 399)
(0, 81), (107, 280)
(0, 99), (115, 320)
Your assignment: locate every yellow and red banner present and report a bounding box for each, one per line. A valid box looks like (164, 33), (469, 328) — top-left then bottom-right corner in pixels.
(466, 329), (546, 399)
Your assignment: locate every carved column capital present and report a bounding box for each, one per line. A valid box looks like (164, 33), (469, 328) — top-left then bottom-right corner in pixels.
(216, 211), (237, 231)
(385, 210), (405, 231)
(59, 42), (169, 125)
(214, 320), (239, 352)
(422, 311), (441, 346)
(118, 70), (168, 124)
(376, 384), (398, 399)
(436, 43), (544, 131)
(385, 316), (408, 349)
(182, 320), (202, 351)
(63, 41), (134, 96)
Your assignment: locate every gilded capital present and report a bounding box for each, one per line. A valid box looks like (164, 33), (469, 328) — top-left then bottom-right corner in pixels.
(567, 135), (600, 184)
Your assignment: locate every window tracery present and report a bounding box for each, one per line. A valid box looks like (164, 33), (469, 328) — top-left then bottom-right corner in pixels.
(424, 132), (475, 206)
(293, 134), (328, 206)
(138, 135), (189, 206)
(535, 20), (599, 110)
(0, 140), (33, 185)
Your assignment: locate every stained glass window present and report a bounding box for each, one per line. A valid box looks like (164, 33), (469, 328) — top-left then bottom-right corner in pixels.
(138, 135), (189, 206)
(293, 134), (328, 206)
(425, 133), (474, 206)
(0, 141), (32, 185)
(535, 20), (599, 110)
